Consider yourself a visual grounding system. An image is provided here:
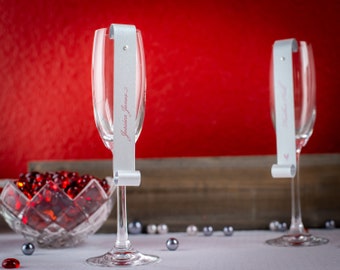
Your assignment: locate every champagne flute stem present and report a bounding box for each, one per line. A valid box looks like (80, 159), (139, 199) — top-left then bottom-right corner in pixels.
(289, 150), (305, 234)
(115, 186), (131, 250)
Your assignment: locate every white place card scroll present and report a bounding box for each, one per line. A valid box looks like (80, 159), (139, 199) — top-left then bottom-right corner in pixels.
(110, 24), (141, 186)
(271, 38), (297, 178)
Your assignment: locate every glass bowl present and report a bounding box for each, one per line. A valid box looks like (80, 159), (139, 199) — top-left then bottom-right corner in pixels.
(0, 172), (115, 248)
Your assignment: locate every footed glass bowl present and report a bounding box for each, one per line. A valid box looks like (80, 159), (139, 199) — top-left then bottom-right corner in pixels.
(0, 172), (115, 248)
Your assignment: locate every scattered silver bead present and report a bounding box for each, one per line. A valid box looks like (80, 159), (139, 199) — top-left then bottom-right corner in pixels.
(166, 237), (179, 251)
(223, 226), (234, 236)
(146, 224), (157, 234)
(269, 220), (288, 232)
(186, 225), (198, 236)
(128, 221), (142, 234)
(325, 220), (336, 229)
(22, 242), (35, 255)
(278, 222), (287, 232)
(157, 224), (169, 234)
(203, 226), (213, 236)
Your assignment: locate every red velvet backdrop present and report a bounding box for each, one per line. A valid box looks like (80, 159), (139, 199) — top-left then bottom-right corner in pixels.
(0, 0), (339, 177)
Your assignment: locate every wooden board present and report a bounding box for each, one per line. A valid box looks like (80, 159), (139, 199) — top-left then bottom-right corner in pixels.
(1, 154), (339, 233)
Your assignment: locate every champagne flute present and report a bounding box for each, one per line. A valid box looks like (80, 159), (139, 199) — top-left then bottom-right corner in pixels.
(86, 25), (159, 266)
(266, 39), (329, 247)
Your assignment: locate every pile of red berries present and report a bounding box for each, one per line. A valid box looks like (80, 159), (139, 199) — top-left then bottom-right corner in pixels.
(14, 171), (110, 199)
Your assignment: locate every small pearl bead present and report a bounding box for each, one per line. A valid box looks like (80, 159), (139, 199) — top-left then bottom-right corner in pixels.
(186, 225), (198, 236)
(166, 238), (179, 251)
(146, 224), (157, 234)
(157, 224), (168, 234)
(269, 221), (280, 231)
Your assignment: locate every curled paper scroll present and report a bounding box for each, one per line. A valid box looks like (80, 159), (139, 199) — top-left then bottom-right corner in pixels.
(271, 38), (297, 178)
(114, 170), (141, 187)
(111, 24), (141, 186)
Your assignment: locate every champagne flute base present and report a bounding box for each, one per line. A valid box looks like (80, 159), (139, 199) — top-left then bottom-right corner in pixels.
(86, 248), (160, 267)
(266, 233), (329, 247)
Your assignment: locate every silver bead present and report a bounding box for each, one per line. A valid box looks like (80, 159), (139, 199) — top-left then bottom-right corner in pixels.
(186, 225), (198, 236)
(278, 222), (287, 232)
(22, 242), (35, 255)
(269, 220), (280, 231)
(146, 224), (157, 234)
(157, 224), (168, 234)
(325, 220), (336, 229)
(166, 237), (179, 251)
(128, 221), (142, 234)
(203, 226), (213, 236)
(223, 226), (234, 236)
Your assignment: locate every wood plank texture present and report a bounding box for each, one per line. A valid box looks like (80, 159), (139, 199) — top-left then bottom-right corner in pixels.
(1, 154), (339, 233)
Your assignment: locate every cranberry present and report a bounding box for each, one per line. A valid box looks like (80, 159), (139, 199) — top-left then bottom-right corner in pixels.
(59, 177), (70, 189)
(23, 190), (33, 200)
(31, 181), (44, 193)
(2, 258), (20, 269)
(100, 179), (110, 192)
(48, 181), (59, 192)
(44, 172), (54, 181)
(58, 171), (68, 178)
(68, 171), (79, 178)
(66, 185), (80, 199)
(76, 177), (90, 189)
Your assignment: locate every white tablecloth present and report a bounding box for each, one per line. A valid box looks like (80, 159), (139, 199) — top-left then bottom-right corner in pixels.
(1, 229), (339, 269)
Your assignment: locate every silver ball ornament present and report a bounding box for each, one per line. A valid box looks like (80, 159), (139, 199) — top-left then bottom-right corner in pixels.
(278, 222), (287, 232)
(22, 242), (35, 255)
(223, 226), (234, 236)
(166, 237), (179, 251)
(325, 220), (336, 229)
(203, 226), (213, 236)
(128, 221), (143, 234)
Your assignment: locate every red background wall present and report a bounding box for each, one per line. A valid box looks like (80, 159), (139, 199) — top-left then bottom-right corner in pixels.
(0, 0), (339, 178)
